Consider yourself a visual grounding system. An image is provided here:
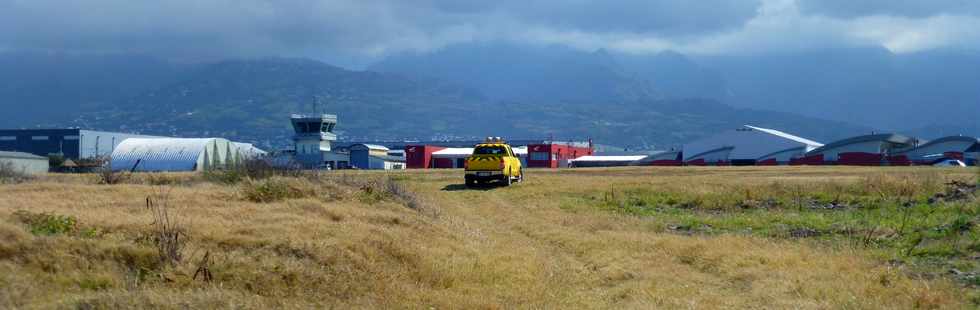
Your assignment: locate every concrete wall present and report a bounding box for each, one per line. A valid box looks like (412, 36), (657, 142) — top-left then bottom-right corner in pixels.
(0, 156), (49, 175)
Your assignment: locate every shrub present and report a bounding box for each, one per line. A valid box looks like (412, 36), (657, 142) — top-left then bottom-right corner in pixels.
(12, 210), (78, 235)
(353, 176), (426, 211)
(48, 153), (65, 168)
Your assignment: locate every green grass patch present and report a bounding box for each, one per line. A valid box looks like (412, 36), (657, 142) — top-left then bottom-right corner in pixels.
(12, 210), (79, 236)
(572, 177), (978, 286)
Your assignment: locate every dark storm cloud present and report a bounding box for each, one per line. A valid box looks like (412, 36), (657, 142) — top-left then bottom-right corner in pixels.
(417, 0), (763, 35)
(0, 0), (977, 61)
(0, 0), (762, 59)
(796, 0), (980, 18)
(0, 0), (419, 59)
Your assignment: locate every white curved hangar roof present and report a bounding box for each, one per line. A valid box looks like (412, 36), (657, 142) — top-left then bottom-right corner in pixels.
(110, 138), (239, 172)
(683, 125), (822, 161)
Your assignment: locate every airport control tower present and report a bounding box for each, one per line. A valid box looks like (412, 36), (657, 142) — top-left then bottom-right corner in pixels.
(290, 114), (337, 167)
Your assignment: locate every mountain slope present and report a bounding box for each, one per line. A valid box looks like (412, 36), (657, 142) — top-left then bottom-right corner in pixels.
(80, 58), (483, 147)
(76, 57), (867, 149)
(370, 42), (659, 102)
(372, 43), (980, 136)
(614, 50), (728, 100)
(699, 48), (980, 133)
(0, 52), (189, 127)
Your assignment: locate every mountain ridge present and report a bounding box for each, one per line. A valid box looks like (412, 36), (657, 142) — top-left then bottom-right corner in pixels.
(2, 52), (873, 150)
(372, 43), (980, 135)
(81, 57), (868, 149)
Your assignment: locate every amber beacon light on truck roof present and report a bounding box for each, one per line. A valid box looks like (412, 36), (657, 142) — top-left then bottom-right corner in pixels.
(484, 137), (505, 143)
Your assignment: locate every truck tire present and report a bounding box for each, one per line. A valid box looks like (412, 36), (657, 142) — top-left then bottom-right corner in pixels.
(503, 174), (512, 186)
(518, 170), (524, 183)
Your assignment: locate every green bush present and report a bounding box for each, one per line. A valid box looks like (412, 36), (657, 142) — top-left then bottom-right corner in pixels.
(48, 154), (65, 168)
(12, 210), (78, 235)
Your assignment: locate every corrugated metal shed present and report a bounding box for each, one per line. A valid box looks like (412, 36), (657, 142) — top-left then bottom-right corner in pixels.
(110, 138), (238, 172)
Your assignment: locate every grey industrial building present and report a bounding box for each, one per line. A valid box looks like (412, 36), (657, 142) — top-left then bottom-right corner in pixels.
(349, 144), (405, 170)
(0, 129), (156, 160)
(0, 151), (49, 174)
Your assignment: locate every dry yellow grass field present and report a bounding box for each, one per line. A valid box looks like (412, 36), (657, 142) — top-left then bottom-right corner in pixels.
(0, 166), (977, 309)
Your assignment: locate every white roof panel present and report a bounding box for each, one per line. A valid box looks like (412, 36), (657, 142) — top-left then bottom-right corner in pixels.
(744, 125), (823, 148)
(432, 146), (528, 157)
(570, 155), (645, 162)
(359, 144), (389, 150)
(0, 151), (47, 160)
(432, 147), (473, 156)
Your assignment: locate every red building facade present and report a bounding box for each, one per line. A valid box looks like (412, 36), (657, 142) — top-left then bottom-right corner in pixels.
(525, 142), (593, 168)
(406, 141), (593, 169)
(404, 145), (445, 169)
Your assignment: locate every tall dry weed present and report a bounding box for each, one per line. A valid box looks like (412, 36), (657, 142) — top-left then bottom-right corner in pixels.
(146, 191), (184, 267)
(94, 157), (128, 185)
(240, 177), (316, 203)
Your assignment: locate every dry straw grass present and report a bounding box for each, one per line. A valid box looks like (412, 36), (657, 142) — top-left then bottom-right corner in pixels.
(0, 166), (975, 309)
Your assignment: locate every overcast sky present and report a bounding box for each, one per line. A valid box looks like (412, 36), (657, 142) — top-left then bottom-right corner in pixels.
(1, 0), (978, 67)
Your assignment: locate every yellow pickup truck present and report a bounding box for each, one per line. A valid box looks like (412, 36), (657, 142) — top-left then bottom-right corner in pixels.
(464, 138), (523, 187)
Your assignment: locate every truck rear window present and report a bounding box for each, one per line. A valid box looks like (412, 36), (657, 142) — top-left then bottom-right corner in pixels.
(474, 146), (508, 155)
